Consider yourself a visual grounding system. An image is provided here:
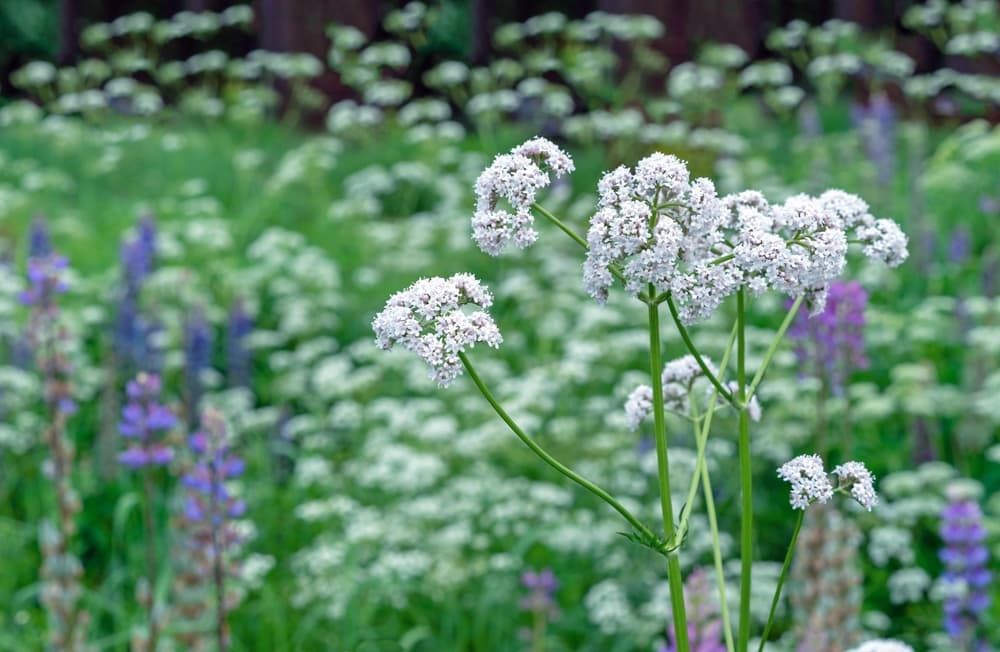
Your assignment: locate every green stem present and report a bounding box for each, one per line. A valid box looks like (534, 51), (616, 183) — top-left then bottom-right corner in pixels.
(675, 322), (737, 543)
(745, 295), (803, 402)
(701, 444), (737, 652)
(532, 608), (546, 652)
(647, 296), (690, 652)
(142, 469), (159, 652)
(532, 202), (630, 289)
(757, 510), (804, 652)
(458, 352), (661, 547)
(664, 294), (735, 405)
(709, 252), (736, 266)
(737, 289), (752, 652)
(532, 203), (588, 250)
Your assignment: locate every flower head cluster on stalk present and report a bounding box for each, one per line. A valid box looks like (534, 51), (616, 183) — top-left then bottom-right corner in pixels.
(373, 137), (908, 652)
(372, 273), (502, 387)
(472, 137), (574, 255)
(778, 455), (878, 511)
(581, 154), (907, 321)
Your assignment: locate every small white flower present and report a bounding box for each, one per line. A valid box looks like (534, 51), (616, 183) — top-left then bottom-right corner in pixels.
(624, 355), (734, 428)
(847, 640), (914, 652)
(472, 137), (574, 256)
(856, 218), (909, 267)
(724, 381), (761, 421)
(511, 137), (574, 176)
(372, 274), (502, 387)
(662, 355), (714, 412)
(583, 155), (730, 309)
(777, 454), (834, 510)
(624, 385), (652, 431)
(817, 189), (874, 229)
(833, 460), (879, 511)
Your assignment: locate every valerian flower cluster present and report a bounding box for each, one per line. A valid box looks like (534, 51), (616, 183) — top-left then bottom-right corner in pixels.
(778, 455), (878, 511)
(472, 137), (574, 255)
(583, 157), (906, 321)
(372, 273), (502, 387)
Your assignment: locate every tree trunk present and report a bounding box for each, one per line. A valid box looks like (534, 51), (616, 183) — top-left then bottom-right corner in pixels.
(256, 0), (378, 107)
(57, 0), (80, 64)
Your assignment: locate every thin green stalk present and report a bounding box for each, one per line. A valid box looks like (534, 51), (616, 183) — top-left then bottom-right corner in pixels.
(532, 203), (631, 290)
(531, 609), (546, 652)
(757, 510), (804, 652)
(664, 294), (734, 405)
(647, 296), (690, 652)
(684, 324), (738, 652)
(457, 352), (661, 548)
(142, 469), (159, 652)
(745, 295), (803, 402)
(701, 444), (737, 652)
(675, 322), (737, 543)
(736, 288), (752, 652)
(532, 203), (587, 250)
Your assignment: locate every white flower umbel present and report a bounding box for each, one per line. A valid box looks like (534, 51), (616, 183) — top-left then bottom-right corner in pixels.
(583, 155), (736, 311)
(777, 454), (834, 510)
(724, 189), (907, 315)
(832, 461), (878, 511)
(580, 153), (908, 319)
(472, 137), (574, 256)
(373, 273), (502, 387)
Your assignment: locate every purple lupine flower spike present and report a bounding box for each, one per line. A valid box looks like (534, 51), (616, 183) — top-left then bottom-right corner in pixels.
(226, 297), (253, 388)
(947, 226), (971, 266)
(22, 252), (74, 413)
(938, 483), (992, 651)
(23, 245), (90, 647)
(28, 215), (53, 258)
(21, 255), (70, 313)
(789, 280), (868, 395)
(984, 254), (998, 298)
(117, 372), (176, 469)
(520, 568), (559, 612)
(851, 93), (896, 185)
(179, 408), (246, 650)
(183, 305), (214, 424)
(519, 567), (560, 647)
(115, 214), (162, 373)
